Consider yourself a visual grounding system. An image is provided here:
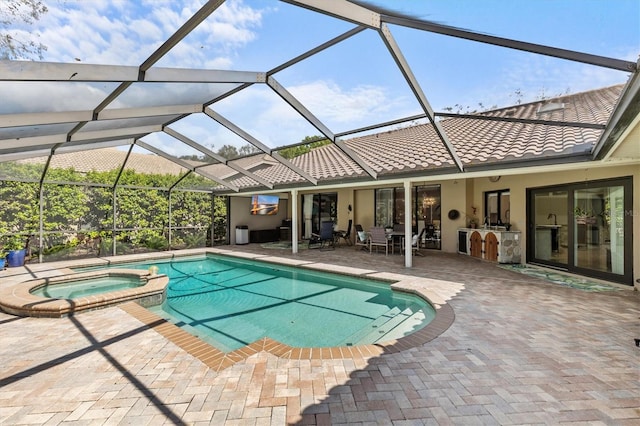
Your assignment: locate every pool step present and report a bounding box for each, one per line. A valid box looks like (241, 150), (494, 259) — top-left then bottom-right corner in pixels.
(375, 306), (429, 342)
(342, 307), (402, 345)
(343, 304), (424, 345)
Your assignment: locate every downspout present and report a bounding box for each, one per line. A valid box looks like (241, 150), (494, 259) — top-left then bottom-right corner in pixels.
(291, 189), (298, 254)
(404, 180), (412, 268)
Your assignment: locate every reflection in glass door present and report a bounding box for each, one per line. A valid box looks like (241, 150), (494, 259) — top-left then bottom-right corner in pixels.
(532, 189), (568, 266)
(416, 185), (441, 250)
(574, 186), (625, 275)
(302, 193), (337, 238)
(528, 177), (632, 285)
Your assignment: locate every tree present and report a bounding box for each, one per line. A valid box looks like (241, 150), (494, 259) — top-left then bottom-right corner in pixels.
(0, 162), (227, 259)
(238, 144), (260, 157)
(0, 0), (48, 60)
(277, 136), (331, 159)
(216, 144), (239, 159)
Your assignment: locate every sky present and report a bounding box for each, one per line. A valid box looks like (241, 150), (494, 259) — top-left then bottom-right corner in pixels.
(4, 0), (640, 156)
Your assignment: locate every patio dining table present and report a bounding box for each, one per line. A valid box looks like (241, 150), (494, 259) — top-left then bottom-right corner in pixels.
(386, 231), (404, 254)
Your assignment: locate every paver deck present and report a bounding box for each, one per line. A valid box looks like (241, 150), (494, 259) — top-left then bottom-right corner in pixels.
(1, 245), (638, 425)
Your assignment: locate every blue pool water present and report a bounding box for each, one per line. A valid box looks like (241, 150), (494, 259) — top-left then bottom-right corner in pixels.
(31, 276), (143, 299)
(82, 255), (435, 352)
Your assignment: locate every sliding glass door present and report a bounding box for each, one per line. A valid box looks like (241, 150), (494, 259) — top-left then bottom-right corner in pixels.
(531, 189), (568, 265)
(528, 177), (632, 284)
(374, 185), (441, 250)
(574, 185), (626, 275)
(302, 193), (337, 238)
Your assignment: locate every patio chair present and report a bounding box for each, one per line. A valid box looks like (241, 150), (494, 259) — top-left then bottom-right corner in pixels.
(310, 221), (335, 250)
(368, 226), (390, 255)
(423, 224), (438, 248)
(335, 219), (352, 246)
(401, 227), (426, 257)
(322, 221), (337, 250)
(354, 224), (368, 251)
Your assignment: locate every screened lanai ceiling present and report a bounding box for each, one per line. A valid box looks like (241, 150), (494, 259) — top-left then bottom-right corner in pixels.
(1, 0), (638, 194)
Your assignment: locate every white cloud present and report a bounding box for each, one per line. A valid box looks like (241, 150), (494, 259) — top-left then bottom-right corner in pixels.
(288, 80), (400, 124)
(0, 82), (116, 114)
(35, 0), (265, 68)
(204, 79), (416, 147)
(462, 52), (632, 111)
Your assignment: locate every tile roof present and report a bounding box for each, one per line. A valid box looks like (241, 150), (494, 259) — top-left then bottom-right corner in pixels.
(15, 85), (624, 192)
(336, 84), (622, 176)
(228, 83), (621, 188)
(17, 148), (191, 176)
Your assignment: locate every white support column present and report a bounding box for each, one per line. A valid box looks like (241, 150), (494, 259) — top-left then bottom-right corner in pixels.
(291, 189), (299, 254)
(404, 180), (412, 268)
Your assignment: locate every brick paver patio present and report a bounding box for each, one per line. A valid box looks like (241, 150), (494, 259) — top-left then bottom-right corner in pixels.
(1, 246), (638, 425)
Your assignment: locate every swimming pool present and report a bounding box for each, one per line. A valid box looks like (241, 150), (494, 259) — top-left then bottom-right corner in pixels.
(90, 255), (435, 352)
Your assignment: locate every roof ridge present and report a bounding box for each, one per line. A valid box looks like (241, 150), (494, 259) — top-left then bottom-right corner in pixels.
(477, 83), (625, 115)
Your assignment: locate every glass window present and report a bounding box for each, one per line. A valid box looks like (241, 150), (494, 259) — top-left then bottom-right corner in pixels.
(574, 185), (625, 275)
(484, 189), (510, 226)
(375, 188), (394, 227)
(416, 185), (441, 250)
(374, 185), (441, 249)
(531, 189), (568, 264)
(302, 192), (337, 237)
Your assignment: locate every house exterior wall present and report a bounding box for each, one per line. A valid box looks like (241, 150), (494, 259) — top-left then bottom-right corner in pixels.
(441, 179), (468, 253)
(339, 161), (637, 286)
(334, 188), (354, 236)
(228, 196), (289, 244)
(354, 189), (375, 232)
(470, 163), (638, 287)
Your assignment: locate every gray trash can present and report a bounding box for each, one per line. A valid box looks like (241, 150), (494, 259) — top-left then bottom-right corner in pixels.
(235, 225), (249, 245)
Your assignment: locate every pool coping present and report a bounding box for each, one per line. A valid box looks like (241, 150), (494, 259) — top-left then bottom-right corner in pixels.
(1, 248), (463, 369)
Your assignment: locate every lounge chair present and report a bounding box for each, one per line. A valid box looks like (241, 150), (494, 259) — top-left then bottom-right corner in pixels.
(307, 233), (323, 249)
(368, 226), (390, 255)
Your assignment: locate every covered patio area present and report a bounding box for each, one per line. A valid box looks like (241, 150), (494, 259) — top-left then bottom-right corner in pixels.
(1, 245), (638, 424)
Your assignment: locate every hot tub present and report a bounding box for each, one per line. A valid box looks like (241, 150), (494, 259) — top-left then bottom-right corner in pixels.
(0, 269), (168, 317)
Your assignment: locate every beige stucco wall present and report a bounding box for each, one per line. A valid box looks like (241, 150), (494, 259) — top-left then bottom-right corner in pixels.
(308, 161), (638, 285)
(470, 163), (639, 286)
(232, 156), (637, 287)
(228, 195), (289, 244)
(440, 179), (468, 253)
(354, 188), (375, 232)
(334, 188), (354, 234)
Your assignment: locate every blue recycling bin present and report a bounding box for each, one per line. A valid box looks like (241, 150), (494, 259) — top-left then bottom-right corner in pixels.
(7, 249), (26, 267)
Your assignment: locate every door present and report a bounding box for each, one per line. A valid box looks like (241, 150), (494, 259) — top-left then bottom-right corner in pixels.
(485, 232), (498, 262)
(528, 177), (633, 285)
(302, 193), (337, 238)
(470, 231), (482, 258)
(530, 189), (568, 266)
